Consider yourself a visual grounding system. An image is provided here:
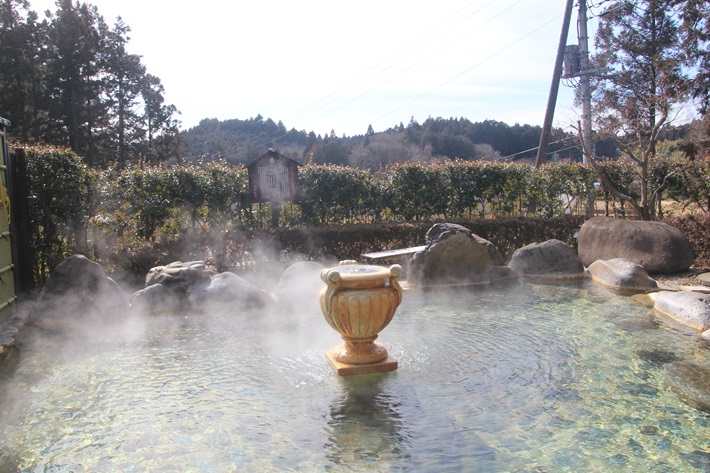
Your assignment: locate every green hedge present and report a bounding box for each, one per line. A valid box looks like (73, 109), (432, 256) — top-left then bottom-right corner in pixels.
(24, 145), (95, 284)
(17, 145), (710, 284)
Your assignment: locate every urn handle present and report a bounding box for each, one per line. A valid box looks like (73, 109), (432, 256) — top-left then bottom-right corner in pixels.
(388, 264), (403, 306)
(321, 268), (342, 316)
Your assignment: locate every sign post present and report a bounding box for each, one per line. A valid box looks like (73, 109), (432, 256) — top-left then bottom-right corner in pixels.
(247, 149), (300, 227)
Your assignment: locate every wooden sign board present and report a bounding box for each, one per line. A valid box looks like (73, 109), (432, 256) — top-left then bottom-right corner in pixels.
(247, 149), (299, 203)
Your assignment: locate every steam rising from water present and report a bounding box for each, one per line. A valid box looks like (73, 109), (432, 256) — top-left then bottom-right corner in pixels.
(2, 278), (710, 471)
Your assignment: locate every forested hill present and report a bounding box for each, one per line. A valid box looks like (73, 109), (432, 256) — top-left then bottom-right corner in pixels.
(181, 116), (600, 169)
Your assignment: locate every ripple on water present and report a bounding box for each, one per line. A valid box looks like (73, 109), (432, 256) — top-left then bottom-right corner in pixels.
(1, 280), (710, 472)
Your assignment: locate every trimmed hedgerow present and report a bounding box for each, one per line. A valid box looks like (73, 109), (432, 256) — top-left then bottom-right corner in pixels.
(15, 145), (709, 284)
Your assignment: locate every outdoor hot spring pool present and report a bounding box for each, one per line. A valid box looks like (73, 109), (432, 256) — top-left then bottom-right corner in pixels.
(1, 280), (710, 472)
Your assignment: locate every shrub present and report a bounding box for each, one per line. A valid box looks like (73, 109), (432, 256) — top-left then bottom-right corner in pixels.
(664, 213), (710, 268)
(24, 145), (95, 284)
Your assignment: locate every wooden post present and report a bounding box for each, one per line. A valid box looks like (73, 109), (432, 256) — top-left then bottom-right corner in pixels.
(270, 201), (280, 228)
(9, 148), (35, 293)
(536, 0), (575, 168)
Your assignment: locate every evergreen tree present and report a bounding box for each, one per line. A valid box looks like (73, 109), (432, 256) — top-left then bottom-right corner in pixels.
(591, 0), (693, 219)
(0, 0), (47, 141)
(104, 18), (147, 165)
(141, 74), (178, 161)
(44, 0), (108, 163)
(676, 0), (709, 114)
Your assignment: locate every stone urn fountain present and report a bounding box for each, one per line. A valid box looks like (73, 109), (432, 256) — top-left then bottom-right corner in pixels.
(319, 261), (404, 375)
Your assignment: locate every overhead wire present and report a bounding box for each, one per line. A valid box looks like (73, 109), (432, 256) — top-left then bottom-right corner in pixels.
(498, 137), (577, 161)
(225, 0), (499, 156)
(286, 0), (528, 135)
(281, 0), (496, 128)
(229, 0), (542, 156)
(209, 1), (574, 162)
(368, 11), (564, 128)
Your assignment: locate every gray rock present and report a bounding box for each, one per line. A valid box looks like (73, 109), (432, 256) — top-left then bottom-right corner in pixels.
(31, 254), (129, 324)
(408, 223), (502, 285)
(130, 283), (181, 315)
(273, 261), (325, 303)
(145, 260), (214, 291)
(508, 239), (585, 278)
(588, 258), (658, 292)
(577, 217), (694, 273)
(653, 291), (710, 330)
(188, 271), (275, 311)
(0, 324), (18, 355)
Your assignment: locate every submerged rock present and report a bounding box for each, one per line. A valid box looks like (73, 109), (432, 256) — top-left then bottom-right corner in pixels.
(665, 361), (710, 413)
(508, 239), (585, 279)
(681, 450), (710, 470)
(588, 258), (658, 292)
(577, 217), (694, 273)
(635, 349), (677, 364)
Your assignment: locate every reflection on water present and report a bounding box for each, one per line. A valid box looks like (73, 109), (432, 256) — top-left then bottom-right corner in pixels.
(1, 281), (710, 471)
(325, 374), (410, 468)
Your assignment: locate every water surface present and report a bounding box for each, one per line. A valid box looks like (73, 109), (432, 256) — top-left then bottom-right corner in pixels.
(1, 281), (709, 472)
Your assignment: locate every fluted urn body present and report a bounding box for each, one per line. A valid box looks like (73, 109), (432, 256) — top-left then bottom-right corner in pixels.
(320, 262), (403, 366)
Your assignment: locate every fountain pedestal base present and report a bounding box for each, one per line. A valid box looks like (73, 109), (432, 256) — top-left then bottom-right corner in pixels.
(325, 350), (398, 376)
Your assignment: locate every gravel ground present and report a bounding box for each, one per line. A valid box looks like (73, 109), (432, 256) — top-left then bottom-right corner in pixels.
(652, 267), (710, 289)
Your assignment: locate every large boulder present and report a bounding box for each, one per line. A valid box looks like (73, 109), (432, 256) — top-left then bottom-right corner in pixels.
(408, 223), (510, 286)
(588, 258), (658, 292)
(130, 283), (181, 315)
(577, 217), (694, 273)
(145, 261), (214, 293)
(508, 239), (585, 279)
(31, 255), (129, 325)
(136, 261), (275, 313)
(653, 291), (710, 330)
(188, 271), (275, 311)
(273, 261), (325, 304)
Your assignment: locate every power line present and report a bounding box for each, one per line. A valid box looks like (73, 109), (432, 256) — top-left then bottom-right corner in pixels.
(369, 12), (564, 128)
(287, 0), (529, 134)
(230, 0), (542, 155)
(208, 3), (568, 160)
(281, 0), (496, 128)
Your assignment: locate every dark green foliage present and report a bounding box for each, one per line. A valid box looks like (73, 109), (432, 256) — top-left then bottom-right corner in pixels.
(404, 118), (576, 161)
(0, 0), (178, 165)
(383, 162), (449, 221)
(19, 147), (710, 286)
(184, 116), (307, 165)
(298, 164), (374, 224)
(24, 145), (95, 284)
(665, 213), (710, 268)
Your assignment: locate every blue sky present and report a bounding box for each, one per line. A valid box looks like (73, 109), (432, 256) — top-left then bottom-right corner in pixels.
(31, 0), (596, 136)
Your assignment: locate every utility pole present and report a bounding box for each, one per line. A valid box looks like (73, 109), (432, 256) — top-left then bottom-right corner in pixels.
(578, 0), (593, 164)
(535, 0), (575, 168)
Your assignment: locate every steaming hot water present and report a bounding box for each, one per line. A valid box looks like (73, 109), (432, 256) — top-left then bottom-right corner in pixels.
(1, 280), (710, 471)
